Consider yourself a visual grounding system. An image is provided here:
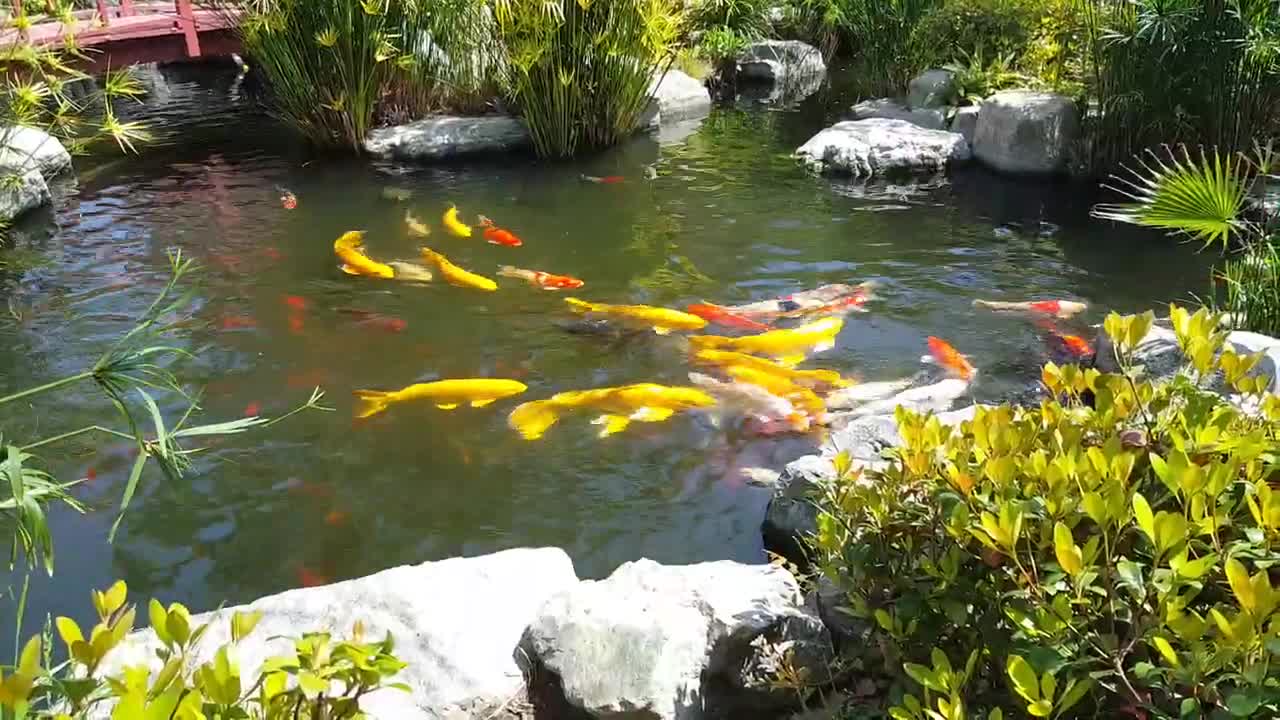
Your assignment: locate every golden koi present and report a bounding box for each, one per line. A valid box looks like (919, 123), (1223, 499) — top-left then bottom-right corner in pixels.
(692, 349), (850, 390)
(564, 297), (707, 335)
(443, 205), (472, 238)
(508, 383), (717, 440)
(420, 247), (498, 291)
(687, 372), (808, 431)
(333, 231), (395, 279)
(405, 211), (431, 238)
(354, 378), (527, 418)
(688, 316), (844, 366)
(725, 365), (826, 420)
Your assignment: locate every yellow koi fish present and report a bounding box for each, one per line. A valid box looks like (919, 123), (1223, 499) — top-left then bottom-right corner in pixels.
(420, 247), (498, 291)
(692, 349), (850, 390)
(443, 205), (472, 238)
(354, 378), (527, 418)
(508, 383), (717, 440)
(688, 316), (844, 366)
(726, 364), (827, 417)
(564, 298), (707, 335)
(405, 211), (431, 238)
(333, 231), (395, 279)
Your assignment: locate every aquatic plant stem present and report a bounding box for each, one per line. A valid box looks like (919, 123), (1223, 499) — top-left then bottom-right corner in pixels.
(20, 425), (135, 452)
(0, 371), (93, 407)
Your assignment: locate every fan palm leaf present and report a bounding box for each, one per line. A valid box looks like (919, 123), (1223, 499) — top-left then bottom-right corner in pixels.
(1092, 145), (1249, 249)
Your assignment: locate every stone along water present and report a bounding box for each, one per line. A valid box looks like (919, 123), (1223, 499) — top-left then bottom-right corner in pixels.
(0, 62), (1210, 629)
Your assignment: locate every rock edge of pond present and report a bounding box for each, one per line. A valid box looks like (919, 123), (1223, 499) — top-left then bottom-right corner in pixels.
(0, 125), (73, 222)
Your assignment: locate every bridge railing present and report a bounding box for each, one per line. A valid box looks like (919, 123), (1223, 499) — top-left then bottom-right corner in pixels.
(6, 0), (205, 58)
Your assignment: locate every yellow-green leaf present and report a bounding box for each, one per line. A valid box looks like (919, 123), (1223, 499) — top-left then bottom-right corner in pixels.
(1007, 655), (1039, 703)
(55, 617), (84, 651)
(17, 636), (41, 676)
(1226, 558), (1256, 613)
(1053, 523), (1084, 576)
(1152, 636), (1180, 666)
(102, 580), (127, 616)
(1028, 699), (1052, 717)
(231, 610), (263, 643)
(149, 599), (170, 646)
(1133, 493), (1155, 542)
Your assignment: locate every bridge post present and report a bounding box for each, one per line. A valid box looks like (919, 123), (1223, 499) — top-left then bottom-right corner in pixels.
(95, 0), (109, 25)
(175, 0), (201, 58)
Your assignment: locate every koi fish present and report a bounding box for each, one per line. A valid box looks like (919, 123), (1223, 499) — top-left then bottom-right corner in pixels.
(925, 337), (977, 380)
(723, 283), (874, 319)
(278, 187), (297, 209)
(220, 314), (256, 330)
(686, 303), (772, 331)
(724, 365), (827, 420)
(386, 261), (434, 283)
(336, 308), (408, 333)
(825, 377), (914, 410)
(244, 401), (261, 417)
(581, 174), (626, 184)
(297, 566), (330, 588)
(779, 290), (873, 318)
(419, 247), (497, 291)
(333, 231), (395, 279)
(477, 216), (523, 247)
(405, 211), (431, 238)
(443, 205), (472, 238)
(498, 266), (585, 290)
(1036, 319), (1094, 359)
(564, 297), (707, 335)
(324, 510), (349, 527)
(283, 295), (309, 311)
(687, 372), (808, 431)
(353, 378), (527, 418)
(508, 383), (717, 440)
(839, 378), (971, 419)
(688, 316), (844, 366)
(691, 349), (849, 390)
(973, 299), (1088, 319)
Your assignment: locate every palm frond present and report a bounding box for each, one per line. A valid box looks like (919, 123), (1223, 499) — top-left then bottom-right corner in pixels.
(1093, 145), (1249, 249)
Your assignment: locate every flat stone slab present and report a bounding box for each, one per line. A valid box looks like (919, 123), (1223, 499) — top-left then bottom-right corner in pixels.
(795, 119), (970, 177)
(850, 98), (947, 131)
(365, 115), (531, 161)
(100, 548), (580, 720)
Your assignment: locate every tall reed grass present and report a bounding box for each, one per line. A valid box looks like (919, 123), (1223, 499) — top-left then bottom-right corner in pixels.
(1080, 0), (1280, 172)
(494, 0), (682, 158)
(231, 0), (500, 151)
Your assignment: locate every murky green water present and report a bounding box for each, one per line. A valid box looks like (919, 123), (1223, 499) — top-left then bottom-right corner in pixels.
(1, 62), (1211, 629)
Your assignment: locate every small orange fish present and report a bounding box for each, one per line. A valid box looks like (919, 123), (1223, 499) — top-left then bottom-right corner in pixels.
(477, 216), (523, 247)
(926, 337), (976, 380)
(686, 303), (771, 331)
(288, 314), (305, 334)
(263, 247), (284, 262)
(1057, 333), (1094, 357)
(581, 174), (625, 184)
(220, 314), (256, 330)
(297, 566), (329, 588)
(279, 188), (298, 209)
(497, 265), (584, 290)
(324, 510), (349, 527)
(244, 401), (261, 417)
(85, 466), (97, 483)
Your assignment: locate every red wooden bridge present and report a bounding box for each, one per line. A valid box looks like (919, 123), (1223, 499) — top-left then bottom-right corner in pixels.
(2, 1), (241, 74)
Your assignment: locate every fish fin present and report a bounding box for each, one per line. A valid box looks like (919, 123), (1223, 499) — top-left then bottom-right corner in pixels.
(470, 399), (496, 408)
(591, 414), (632, 437)
(777, 355), (807, 367)
(436, 403), (460, 410)
(652, 326), (673, 335)
(812, 340), (835, 353)
(508, 400), (560, 440)
(353, 390), (392, 419)
(630, 407), (675, 423)
(340, 264), (361, 276)
(564, 297), (593, 313)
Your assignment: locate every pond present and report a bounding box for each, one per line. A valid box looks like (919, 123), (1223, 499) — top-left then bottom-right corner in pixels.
(1, 61), (1211, 628)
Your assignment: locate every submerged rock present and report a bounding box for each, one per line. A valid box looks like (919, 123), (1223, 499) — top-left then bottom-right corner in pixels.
(950, 105), (980, 145)
(520, 558), (833, 720)
(737, 40), (826, 86)
(849, 98), (947, 131)
(795, 119), (970, 177)
(0, 125), (73, 179)
(365, 116), (531, 161)
(100, 548), (579, 720)
(906, 69), (957, 109)
(972, 90), (1080, 175)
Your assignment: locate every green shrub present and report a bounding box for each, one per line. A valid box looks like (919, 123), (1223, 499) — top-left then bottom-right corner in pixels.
(912, 0), (1041, 67)
(838, 0), (941, 96)
(809, 307), (1280, 718)
(0, 581), (407, 718)
(494, 0), (682, 158)
(234, 0), (498, 151)
(943, 50), (1031, 105)
(687, 0), (772, 40)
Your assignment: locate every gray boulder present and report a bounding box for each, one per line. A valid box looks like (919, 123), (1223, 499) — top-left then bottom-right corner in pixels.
(907, 69), (957, 109)
(647, 69), (712, 124)
(738, 40), (825, 85)
(795, 119), (970, 177)
(973, 90), (1080, 175)
(365, 116), (531, 160)
(521, 559), (833, 720)
(0, 125), (73, 179)
(849, 98), (947, 131)
(100, 548), (579, 720)
(1095, 323), (1280, 396)
(950, 105), (979, 145)
(0, 166), (49, 223)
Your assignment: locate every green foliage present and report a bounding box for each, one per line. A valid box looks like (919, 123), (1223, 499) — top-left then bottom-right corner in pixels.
(494, 0), (683, 158)
(772, 0), (849, 60)
(1094, 144), (1280, 336)
(943, 51), (1030, 106)
(809, 307), (1280, 718)
(912, 0), (1041, 67)
(0, 251), (332, 573)
(234, 0), (499, 151)
(687, 0), (772, 40)
(837, 0), (940, 96)
(0, 581), (407, 718)
(698, 26), (750, 66)
(1080, 0), (1280, 172)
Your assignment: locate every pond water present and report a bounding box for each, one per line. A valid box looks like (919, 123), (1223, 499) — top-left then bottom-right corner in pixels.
(1, 62), (1211, 628)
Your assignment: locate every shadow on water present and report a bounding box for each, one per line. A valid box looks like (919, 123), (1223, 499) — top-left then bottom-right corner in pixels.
(0, 61), (1212, 628)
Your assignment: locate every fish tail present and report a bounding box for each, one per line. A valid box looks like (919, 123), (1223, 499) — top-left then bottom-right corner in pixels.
(564, 297), (594, 314)
(508, 400), (562, 440)
(496, 265), (520, 279)
(353, 389), (393, 419)
(687, 335), (724, 350)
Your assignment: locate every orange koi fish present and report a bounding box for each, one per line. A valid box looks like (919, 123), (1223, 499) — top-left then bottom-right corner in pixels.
(1036, 318), (1094, 358)
(478, 216), (523, 247)
(925, 337), (976, 380)
(581, 174), (625, 184)
(686, 303), (771, 331)
(497, 266), (585, 290)
(973, 299), (1088, 319)
(278, 187), (298, 209)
